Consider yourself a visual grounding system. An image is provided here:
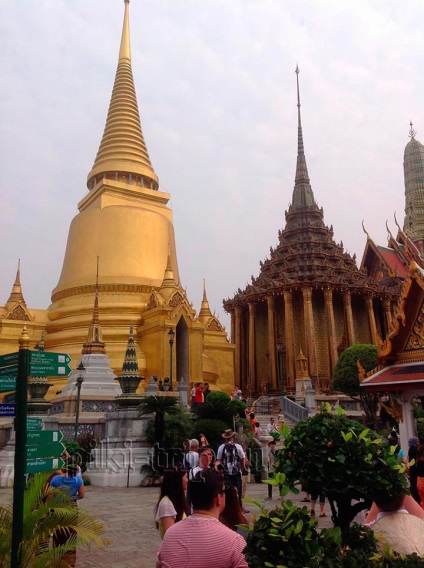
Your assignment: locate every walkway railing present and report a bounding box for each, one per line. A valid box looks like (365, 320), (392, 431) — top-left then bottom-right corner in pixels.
(279, 396), (309, 423)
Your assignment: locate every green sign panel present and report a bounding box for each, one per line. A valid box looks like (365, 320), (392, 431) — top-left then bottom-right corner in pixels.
(26, 457), (64, 474)
(26, 430), (63, 445)
(30, 352), (72, 377)
(0, 376), (16, 392)
(0, 352), (18, 367)
(27, 417), (44, 431)
(27, 442), (65, 459)
(0, 366), (17, 377)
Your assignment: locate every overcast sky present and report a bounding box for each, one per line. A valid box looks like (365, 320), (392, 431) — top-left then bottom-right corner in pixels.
(1, 0), (423, 333)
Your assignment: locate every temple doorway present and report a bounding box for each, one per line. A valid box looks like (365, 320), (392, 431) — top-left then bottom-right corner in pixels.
(176, 317), (189, 383)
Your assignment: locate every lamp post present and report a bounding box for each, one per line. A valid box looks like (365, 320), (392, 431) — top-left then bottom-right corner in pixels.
(74, 361), (85, 442)
(168, 328), (175, 391)
(276, 338), (285, 397)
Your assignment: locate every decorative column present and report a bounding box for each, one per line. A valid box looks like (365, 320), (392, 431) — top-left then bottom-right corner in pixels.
(267, 296), (277, 389)
(234, 305), (242, 387)
(365, 296), (378, 345)
(230, 310), (235, 344)
(343, 291), (355, 346)
(283, 290), (295, 387)
(382, 298), (392, 337)
(302, 287), (317, 379)
(248, 302), (257, 392)
(324, 288), (338, 373)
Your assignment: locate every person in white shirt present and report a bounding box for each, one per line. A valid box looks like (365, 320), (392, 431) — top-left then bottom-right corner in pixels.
(185, 439), (200, 469)
(215, 429), (246, 506)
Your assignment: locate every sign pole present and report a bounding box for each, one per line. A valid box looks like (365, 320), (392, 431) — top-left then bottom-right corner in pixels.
(11, 327), (30, 568)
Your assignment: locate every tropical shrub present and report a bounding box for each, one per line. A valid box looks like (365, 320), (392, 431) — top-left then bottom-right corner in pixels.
(275, 408), (408, 541)
(0, 472), (108, 567)
(332, 344), (378, 426)
(194, 391), (246, 425)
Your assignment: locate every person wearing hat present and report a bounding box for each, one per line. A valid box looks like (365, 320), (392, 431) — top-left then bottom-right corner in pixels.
(215, 429), (246, 506)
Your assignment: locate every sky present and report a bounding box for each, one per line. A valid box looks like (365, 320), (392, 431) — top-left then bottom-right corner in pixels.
(0, 0), (423, 333)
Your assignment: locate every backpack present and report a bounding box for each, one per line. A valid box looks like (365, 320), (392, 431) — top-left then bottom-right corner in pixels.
(221, 442), (241, 476)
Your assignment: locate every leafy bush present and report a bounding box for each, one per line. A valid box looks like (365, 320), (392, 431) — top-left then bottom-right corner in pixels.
(332, 344), (378, 396)
(194, 391), (246, 425)
(191, 418), (228, 450)
(417, 418), (424, 442)
(276, 408), (408, 541)
(145, 406), (192, 449)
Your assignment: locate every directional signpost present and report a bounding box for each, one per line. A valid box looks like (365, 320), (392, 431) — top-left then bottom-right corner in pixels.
(0, 403), (16, 417)
(27, 417), (44, 431)
(26, 457), (65, 475)
(0, 376), (16, 392)
(30, 352), (72, 377)
(27, 442), (65, 460)
(27, 430), (63, 445)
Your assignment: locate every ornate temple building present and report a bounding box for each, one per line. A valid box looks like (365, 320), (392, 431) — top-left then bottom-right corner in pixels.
(0, 0), (234, 397)
(223, 68), (397, 395)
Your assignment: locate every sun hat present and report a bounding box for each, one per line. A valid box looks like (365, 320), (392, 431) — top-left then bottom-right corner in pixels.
(222, 429), (235, 439)
(373, 513), (424, 555)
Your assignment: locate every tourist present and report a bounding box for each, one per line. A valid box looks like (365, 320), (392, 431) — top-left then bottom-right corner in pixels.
(363, 493), (424, 555)
(278, 409), (285, 430)
(49, 463), (85, 567)
(310, 492), (326, 517)
(416, 443), (424, 507)
(184, 439), (200, 469)
(189, 445), (214, 479)
(156, 469), (248, 568)
(265, 440), (279, 500)
(155, 467), (189, 538)
(219, 485), (247, 532)
(364, 493), (424, 525)
(193, 382), (204, 408)
(203, 382), (211, 399)
(408, 436), (420, 503)
(215, 429), (246, 505)
(388, 431), (407, 464)
(190, 384), (196, 407)
(267, 417), (280, 440)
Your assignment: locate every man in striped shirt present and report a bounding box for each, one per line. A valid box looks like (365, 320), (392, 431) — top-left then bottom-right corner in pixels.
(156, 469), (247, 568)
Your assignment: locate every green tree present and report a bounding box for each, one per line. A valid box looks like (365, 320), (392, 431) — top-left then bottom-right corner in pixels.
(275, 409), (408, 542)
(194, 391), (246, 425)
(0, 472), (108, 568)
(332, 344), (378, 426)
(139, 396), (181, 448)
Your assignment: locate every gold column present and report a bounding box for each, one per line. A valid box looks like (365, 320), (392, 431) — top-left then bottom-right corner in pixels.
(267, 296), (277, 389)
(324, 288), (338, 373)
(365, 296), (378, 344)
(248, 302), (256, 392)
(283, 290), (295, 386)
(343, 291), (355, 346)
(234, 305), (242, 387)
(382, 298), (392, 337)
(302, 287), (317, 378)
(230, 310), (235, 344)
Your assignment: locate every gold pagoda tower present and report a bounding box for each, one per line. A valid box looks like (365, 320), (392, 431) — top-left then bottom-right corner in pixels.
(42, 0), (234, 393)
(223, 68), (396, 395)
(403, 122), (424, 254)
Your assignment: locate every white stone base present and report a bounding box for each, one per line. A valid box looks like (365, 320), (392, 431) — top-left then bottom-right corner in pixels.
(87, 445), (151, 487)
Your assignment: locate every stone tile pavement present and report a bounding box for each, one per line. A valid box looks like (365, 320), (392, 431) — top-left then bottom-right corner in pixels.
(0, 481), (333, 567)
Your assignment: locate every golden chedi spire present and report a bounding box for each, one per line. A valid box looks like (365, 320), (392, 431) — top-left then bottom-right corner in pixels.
(87, 0), (158, 190)
(160, 245), (177, 289)
(198, 279), (213, 321)
(7, 259), (26, 306)
(82, 260), (106, 355)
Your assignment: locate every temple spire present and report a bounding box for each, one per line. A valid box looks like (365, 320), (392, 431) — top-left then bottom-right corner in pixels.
(161, 245), (176, 288)
(291, 66), (317, 211)
(409, 120), (417, 139)
(82, 258), (106, 354)
(87, 0), (158, 190)
(121, 322), (140, 378)
(199, 279), (213, 320)
(7, 259), (26, 305)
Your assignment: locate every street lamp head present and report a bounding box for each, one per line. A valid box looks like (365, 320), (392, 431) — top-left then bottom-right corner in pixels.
(276, 338), (283, 352)
(168, 327), (175, 345)
(76, 375), (84, 387)
(76, 361), (86, 373)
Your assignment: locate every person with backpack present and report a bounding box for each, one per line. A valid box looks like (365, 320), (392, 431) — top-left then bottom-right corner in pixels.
(215, 429), (246, 506)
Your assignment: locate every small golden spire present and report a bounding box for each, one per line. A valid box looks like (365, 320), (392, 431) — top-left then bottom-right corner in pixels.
(82, 258), (106, 354)
(7, 259), (26, 305)
(161, 245), (176, 288)
(198, 279), (213, 320)
(119, 0), (131, 61)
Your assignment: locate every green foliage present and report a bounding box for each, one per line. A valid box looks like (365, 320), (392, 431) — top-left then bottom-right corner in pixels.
(145, 406), (192, 448)
(417, 418), (424, 442)
(194, 390), (246, 425)
(191, 418), (228, 450)
(244, 500), (321, 568)
(139, 396), (181, 447)
(276, 410), (408, 540)
(0, 472), (108, 567)
(332, 344), (378, 396)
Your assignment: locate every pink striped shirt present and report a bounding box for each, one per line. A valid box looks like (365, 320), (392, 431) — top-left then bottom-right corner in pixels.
(157, 516), (248, 568)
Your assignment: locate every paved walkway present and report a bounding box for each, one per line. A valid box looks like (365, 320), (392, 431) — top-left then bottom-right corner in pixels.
(0, 481), (333, 567)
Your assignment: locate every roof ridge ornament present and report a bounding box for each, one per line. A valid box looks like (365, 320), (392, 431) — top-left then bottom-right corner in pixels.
(409, 119), (416, 139)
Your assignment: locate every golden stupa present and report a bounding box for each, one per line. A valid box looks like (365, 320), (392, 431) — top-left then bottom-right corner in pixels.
(0, 0), (234, 397)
